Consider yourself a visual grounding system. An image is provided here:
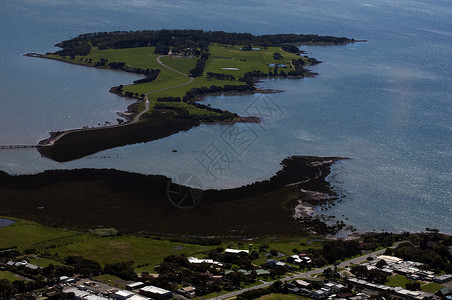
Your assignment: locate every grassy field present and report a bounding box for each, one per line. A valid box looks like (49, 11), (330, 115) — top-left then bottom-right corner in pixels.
(0, 219), (215, 271)
(421, 282), (445, 293)
(25, 257), (67, 267)
(386, 274), (410, 288)
(160, 55), (198, 74)
(44, 235), (215, 269)
(0, 218), (79, 249)
(46, 47), (190, 98)
(148, 77), (242, 99)
(206, 45), (300, 75)
(0, 270), (19, 283)
(47, 47), (160, 69)
(0, 218), (325, 275)
(265, 237), (324, 254)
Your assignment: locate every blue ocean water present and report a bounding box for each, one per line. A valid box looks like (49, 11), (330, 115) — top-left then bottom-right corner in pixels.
(0, 0), (451, 233)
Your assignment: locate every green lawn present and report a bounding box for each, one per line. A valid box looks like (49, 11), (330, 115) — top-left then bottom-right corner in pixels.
(45, 235), (215, 269)
(206, 45), (300, 75)
(46, 47), (189, 98)
(25, 257), (66, 268)
(0, 219), (216, 273)
(0, 270), (18, 283)
(421, 282), (445, 293)
(160, 56), (197, 74)
(48, 47), (161, 70)
(386, 274), (410, 288)
(85, 47), (160, 69)
(0, 218), (79, 249)
(84, 47), (193, 97)
(265, 238), (323, 255)
(123, 74), (189, 96)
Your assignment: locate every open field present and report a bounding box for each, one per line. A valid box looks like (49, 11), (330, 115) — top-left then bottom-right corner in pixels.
(386, 274), (411, 288)
(44, 235), (214, 268)
(148, 77), (243, 100)
(265, 237), (324, 254)
(47, 47), (161, 70)
(207, 45), (300, 75)
(25, 257), (66, 267)
(0, 219), (212, 270)
(160, 55), (198, 74)
(421, 282), (445, 293)
(0, 270), (19, 283)
(46, 47), (189, 97)
(0, 218), (78, 249)
(0, 219), (327, 275)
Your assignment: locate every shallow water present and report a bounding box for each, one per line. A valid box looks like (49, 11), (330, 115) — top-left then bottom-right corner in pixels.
(0, 218), (15, 228)
(0, 0), (451, 233)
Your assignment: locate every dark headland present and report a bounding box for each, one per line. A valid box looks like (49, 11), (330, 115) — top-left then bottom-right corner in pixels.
(0, 156), (347, 237)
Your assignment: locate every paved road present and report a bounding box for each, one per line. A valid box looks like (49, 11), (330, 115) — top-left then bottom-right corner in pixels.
(208, 241), (405, 300)
(132, 97), (150, 123)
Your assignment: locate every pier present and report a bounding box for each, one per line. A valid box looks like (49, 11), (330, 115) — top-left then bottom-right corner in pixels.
(0, 145), (42, 150)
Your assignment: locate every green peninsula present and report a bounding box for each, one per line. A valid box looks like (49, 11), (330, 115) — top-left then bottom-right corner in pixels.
(28, 30), (354, 161)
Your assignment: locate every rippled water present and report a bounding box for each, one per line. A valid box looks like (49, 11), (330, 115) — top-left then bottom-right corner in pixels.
(1, 0), (451, 233)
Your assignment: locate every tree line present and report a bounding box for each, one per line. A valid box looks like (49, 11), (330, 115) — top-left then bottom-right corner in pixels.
(189, 48), (210, 77)
(53, 29), (354, 57)
(206, 72), (236, 80)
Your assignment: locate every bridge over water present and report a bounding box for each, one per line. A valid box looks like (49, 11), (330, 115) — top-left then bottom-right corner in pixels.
(0, 145), (42, 150)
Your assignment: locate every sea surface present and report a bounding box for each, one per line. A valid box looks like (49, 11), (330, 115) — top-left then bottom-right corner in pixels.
(0, 0), (451, 233)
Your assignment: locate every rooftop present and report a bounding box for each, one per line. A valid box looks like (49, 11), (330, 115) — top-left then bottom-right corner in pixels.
(140, 285), (172, 295)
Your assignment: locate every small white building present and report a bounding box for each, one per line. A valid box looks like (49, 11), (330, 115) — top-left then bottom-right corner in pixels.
(176, 286), (196, 298)
(377, 255), (403, 263)
(126, 282), (145, 290)
(294, 280), (311, 288)
(288, 255), (303, 264)
(188, 257), (222, 266)
(140, 285), (172, 299)
(114, 290), (136, 300)
(225, 249), (249, 255)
